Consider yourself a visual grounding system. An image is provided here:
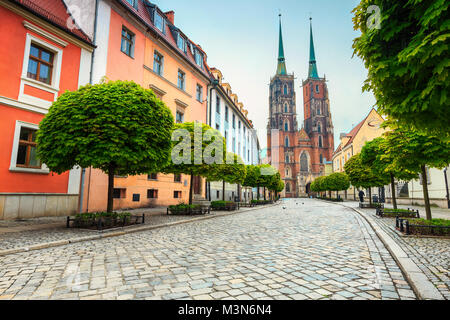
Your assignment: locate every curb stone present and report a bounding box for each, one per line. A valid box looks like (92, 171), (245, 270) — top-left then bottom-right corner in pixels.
(0, 202), (280, 257)
(336, 202), (445, 300)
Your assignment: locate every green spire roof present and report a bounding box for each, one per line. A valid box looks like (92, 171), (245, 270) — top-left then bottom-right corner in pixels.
(276, 15), (287, 75)
(308, 18), (319, 79)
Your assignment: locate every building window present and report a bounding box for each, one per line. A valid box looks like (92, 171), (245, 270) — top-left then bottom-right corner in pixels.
(317, 106), (321, 115)
(285, 136), (289, 147)
(286, 183), (291, 193)
(320, 154), (323, 164)
(319, 136), (323, 148)
(177, 69), (185, 90)
(225, 107), (229, 122)
(121, 27), (134, 57)
(284, 121), (289, 132)
(148, 173), (158, 180)
(232, 137), (236, 152)
(232, 114), (236, 129)
(238, 142), (241, 155)
(196, 84), (203, 102)
(284, 85), (288, 95)
(285, 155), (289, 163)
(27, 43), (54, 85)
(174, 191), (182, 199)
(147, 189), (158, 199)
(284, 103), (288, 113)
(300, 153), (308, 172)
(316, 85), (319, 93)
(216, 97), (220, 113)
(216, 124), (220, 130)
(174, 174), (182, 183)
(176, 110), (184, 124)
(238, 121), (241, 130)
(318, 123), (322, 133)
(126, 0), (138, 9)
(113, 188), (126, 199)
(153, 51), (163, 75)
(224, 131), (228, 143)
(155, 12), (165, 33)
(16, 127), (41, 168)
(194, 49), (204, 69)
(177, 33), (186, 52)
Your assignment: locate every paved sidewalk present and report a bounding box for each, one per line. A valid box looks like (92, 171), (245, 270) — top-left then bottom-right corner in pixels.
(344, 200), (450, 220)
(341, 202), (450, 300)
(0, 205), (272, 254)
(0, 199), (416, 300)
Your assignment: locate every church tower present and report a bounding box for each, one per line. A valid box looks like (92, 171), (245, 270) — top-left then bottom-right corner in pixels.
(267, 17), (335, 198)
(302, 18), (334, 173)
(267, 15), (298, 196)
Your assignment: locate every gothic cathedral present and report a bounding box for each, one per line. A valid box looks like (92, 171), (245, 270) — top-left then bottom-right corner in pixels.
(267, 17), (335, 198)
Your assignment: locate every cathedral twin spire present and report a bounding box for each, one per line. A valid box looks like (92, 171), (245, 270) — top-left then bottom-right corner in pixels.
(276, 15), (319, 79)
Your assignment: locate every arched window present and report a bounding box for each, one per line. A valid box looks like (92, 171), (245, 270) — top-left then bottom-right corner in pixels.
(317, 106), (321, 115)
(319, 136), (323, 148)
(284, 103), (288, 113)
(285, 136), (289, 147)
(318, 123), (321, 133)
(285, 155), (289, 163)
(286, 182), (291, 193)
(300, 152), (308, 172)
(284, 85), (288, 95)
(285, 167), (291, 177)
(320, 154), (323, 164)
(284, 121), (289, 131)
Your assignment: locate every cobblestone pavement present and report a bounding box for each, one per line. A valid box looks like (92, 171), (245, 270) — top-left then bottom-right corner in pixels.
(0, 210), (233, 251)
(0, 199), (416, 300)
(345, 204), (450, 300)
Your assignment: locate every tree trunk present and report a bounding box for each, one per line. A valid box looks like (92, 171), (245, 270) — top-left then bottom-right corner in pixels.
(189, 172), (194, 205)
(257, 185), (260, 200)
(421, 165), (432, 220)
(264, 187), (266, 201)
(369, 188), (372, 206)
(390, 173), (397, 210)
(222, 180), (226, 201)
(329, 190), (331, 198)
(336, 191), (339, 199)
(107, 163), (115, 213)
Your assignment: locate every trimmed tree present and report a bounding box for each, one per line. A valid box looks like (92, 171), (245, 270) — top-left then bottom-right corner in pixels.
(206, 152), (247, 201)
(37, 80), (174, 213)
(352, 0), (450, 135)
(344, 153), (390, 205)
(161, 122), (226, 205)
(361, 136), (418, 209)
(382, 127), (450, 220)
(242, 165), (260, 201)
(257, 164), (279, 201)
(325, 173), (351, 199)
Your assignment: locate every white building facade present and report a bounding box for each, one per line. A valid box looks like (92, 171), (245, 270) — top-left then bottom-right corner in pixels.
(207, 68), (260, 202)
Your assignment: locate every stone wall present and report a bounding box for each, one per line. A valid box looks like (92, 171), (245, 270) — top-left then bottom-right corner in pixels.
(0, 194), (78, 220)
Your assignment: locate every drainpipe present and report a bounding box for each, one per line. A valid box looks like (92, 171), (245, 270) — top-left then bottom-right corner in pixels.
(79, 0), (99, 213)
(444, 167), (450, 209)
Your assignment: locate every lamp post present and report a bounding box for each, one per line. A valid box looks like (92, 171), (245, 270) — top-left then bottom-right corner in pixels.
(444, 167), (450, 209)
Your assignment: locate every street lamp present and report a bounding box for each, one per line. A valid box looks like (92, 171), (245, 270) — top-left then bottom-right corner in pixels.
(444, 167), (450, 209)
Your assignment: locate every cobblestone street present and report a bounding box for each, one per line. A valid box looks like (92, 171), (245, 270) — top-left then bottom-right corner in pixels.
(0, 199), (418, 300)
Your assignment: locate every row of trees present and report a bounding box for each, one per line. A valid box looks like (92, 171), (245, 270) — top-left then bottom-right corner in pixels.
(345, 125), (449, 220)
(310, 172), (350, 198)
(37, 80), (285, 212)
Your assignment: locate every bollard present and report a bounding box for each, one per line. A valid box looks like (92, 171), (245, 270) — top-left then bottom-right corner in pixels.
(400, 219), (404, 233)
(66, 216), (70, 228)
(405, 220), (410, 235)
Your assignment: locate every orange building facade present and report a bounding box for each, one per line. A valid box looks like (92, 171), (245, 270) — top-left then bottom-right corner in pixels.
(81, 0), (211, 212)
(0, 0), (94, 220)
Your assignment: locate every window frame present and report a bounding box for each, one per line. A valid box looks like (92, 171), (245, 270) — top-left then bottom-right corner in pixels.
(148, 173), (158, 180)
(153, 51), (164, 76)
(147, 189), (158, 199)
(27, 43), (54, 85)
(121, 26), (135, 58)
(174, 191), (182, 199)
(196, 84), (203, 102)
(154, 12), (165, 33)
(176, 110), (184, 124)
(177, 69), (186, 91)
(177, 33), (186, 52)
(9, 121), (49, 174)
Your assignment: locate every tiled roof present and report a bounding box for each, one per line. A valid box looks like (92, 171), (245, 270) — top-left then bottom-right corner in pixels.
(343, 118), (366, 148)
(117, 0), (210, 79)
(10, 0), (93, 44)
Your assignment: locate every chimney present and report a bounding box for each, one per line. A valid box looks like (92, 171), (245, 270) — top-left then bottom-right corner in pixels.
(165, 11), (174, 24)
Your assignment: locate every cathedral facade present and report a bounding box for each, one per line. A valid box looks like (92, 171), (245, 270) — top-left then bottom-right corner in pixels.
(267, 18), (335, 198)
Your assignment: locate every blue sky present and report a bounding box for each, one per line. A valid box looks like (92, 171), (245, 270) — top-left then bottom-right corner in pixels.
(153, 0), (376, 152)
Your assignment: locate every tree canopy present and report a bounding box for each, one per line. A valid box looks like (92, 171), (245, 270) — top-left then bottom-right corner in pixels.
(37, 80), (174, 212)
(344, 153), (390, 189)
(352, 0), (450, 135)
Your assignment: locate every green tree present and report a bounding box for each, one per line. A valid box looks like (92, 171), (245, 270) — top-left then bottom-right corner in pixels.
(242, 165), (260, 201)
(383, 127), (450, 219)
(324, 173), (351, 198)
(257, 164), (279, 201)
(352, 0), (450, 135)
(162, 122), (226, 205)
(361, 137), (418, 209)
(206, 152), (246, 201)
(37, 80), (174, 213)
(344, 153), (390, 205)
